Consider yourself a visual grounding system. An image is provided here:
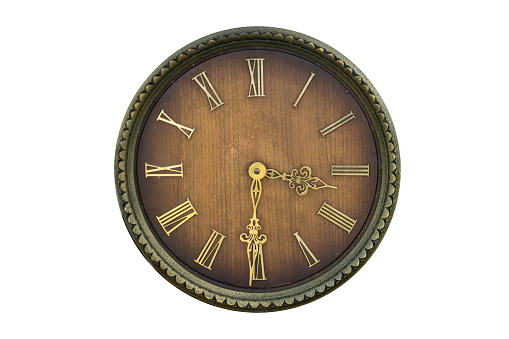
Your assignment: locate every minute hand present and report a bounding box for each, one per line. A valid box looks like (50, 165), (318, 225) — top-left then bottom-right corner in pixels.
(240, 162), (268, 286)
(265, 166), (336, 196)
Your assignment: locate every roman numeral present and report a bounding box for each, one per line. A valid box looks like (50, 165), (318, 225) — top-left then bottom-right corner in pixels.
(194, 229), (226, 270)
(145, 163), (183, 178)
(251, 244), (266, 283)
(246, 58), (265, 97)
(192, 71), (224, 111)
(156, 110), (195, 139)
(157, 199), (198, 236)
(319, 111), (355, 137)
(293, 72), (315, 107)
(331, 164), (369, 177)
(317, 201), (356, 234)
(293, 232), (320, 268)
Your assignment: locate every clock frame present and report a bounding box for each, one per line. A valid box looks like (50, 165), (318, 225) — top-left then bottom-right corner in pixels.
(115, 27), (400, 311)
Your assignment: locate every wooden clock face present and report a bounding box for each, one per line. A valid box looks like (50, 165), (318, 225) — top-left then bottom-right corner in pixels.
(116, 27), (400, 311)
(135, 48), (380, 290)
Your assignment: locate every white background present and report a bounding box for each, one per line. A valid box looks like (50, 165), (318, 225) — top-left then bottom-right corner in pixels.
(2, 1), (508, 338)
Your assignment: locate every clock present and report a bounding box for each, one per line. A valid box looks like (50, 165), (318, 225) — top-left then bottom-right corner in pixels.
(115, 27), (400, 311)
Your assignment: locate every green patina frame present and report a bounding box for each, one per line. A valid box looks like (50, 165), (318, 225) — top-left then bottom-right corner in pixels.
(114, 27), (400, 312)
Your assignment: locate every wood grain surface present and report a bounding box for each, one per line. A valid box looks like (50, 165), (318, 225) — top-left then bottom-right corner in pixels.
(136, 48), (380, 291)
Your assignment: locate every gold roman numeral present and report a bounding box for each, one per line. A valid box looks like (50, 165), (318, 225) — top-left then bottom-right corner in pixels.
(246, 58), (265, 97)
(319, 111), (355, 137)
(251, 244), (266, 283)
(331, 164), (369, 177)
(194, 229), (226, 270)
(156, 110), (195, 139)
(293, 72), (315, 107)
(293, 232), (320, 267)
(317, 201), (356, 234)
(192, 71), (224, 111)
(157, 199), (198, 236)
(145, 163), (183, 178)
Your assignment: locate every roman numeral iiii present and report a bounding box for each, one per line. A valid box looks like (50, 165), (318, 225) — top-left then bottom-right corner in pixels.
(317, 201), (356, 234)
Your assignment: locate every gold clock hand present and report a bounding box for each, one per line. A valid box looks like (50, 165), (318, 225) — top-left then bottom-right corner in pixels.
(266, 165), (336, 196)
(240, 162), (267, 287)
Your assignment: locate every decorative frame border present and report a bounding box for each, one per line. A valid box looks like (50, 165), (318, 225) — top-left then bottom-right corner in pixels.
(114, 27), (400, 312)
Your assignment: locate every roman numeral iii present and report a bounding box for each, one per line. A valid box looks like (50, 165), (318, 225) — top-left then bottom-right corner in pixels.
(319, 111), (355, 137)
(195, 229), (226, 270)
(331, 164), (369, 177)
(192, 71), (224, 111)
(293, 232), (320, 268)
(157, 199), (198, 236)
(317, 201), (356, 234)
(246, 58), (265, 97)
(156, 110), (195, 139)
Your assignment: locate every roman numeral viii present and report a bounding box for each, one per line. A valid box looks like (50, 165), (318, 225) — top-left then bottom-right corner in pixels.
(192, 71), (224, 111)
(195, 229), (226, 270)
(157, 199), (197, 236)
(317, 201), (356, 234)
(246, 58), (265, 97)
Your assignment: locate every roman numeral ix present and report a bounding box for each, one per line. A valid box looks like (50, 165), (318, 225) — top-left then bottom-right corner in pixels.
(145, 163), (183, 178)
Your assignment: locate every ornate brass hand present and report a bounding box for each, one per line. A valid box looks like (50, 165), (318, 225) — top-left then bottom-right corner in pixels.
(266, 165), (336, 196)
(240, 162), (267, 286)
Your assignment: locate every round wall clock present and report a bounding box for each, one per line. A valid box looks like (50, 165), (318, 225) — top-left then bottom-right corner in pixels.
(115, 27), (400, 311)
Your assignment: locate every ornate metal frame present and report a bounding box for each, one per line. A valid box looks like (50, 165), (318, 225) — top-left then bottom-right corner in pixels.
(114, 27), (400, 312)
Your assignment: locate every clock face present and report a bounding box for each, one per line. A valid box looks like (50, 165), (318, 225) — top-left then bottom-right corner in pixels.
(116, 27), (399, 311)
(135, 48), (379, 290)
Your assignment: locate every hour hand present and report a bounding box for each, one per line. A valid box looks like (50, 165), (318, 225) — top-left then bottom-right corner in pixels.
(266, 166), (336, 196)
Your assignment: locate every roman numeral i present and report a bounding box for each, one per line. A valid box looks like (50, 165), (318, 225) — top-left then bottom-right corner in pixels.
(293, 72), (315, 107)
